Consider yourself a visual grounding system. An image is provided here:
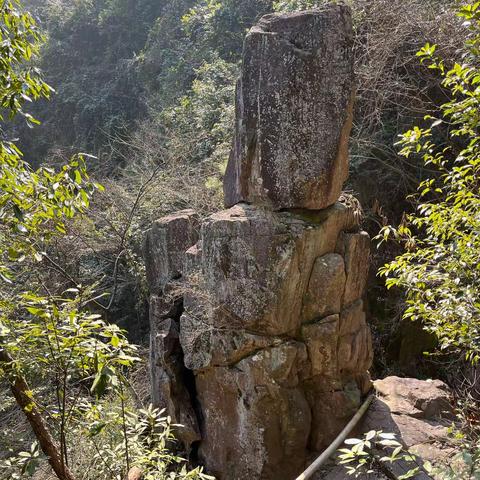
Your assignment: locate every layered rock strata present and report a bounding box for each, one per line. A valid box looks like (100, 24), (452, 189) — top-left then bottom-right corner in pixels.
(143, 5), (373, 480)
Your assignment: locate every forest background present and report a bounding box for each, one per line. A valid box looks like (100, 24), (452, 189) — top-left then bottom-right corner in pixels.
(11, 0), (463, 357)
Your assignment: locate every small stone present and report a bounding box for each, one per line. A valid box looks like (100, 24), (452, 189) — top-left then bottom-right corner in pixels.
(191, 202), (356, 336)
(127, 467), (143, 480)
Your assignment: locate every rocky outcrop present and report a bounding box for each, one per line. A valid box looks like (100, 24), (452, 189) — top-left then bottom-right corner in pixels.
(188, 203), (356, 337)
(144, 210), (201, 450)
(318, 377), (455, 480)
(149, 313), (200, 449)
(195, 342), (312, 480)
(372, 376), (453, 421)
(224, 6), (354, 211)
(365, 377), (455, 468)
(144, 210), (199, 294)
(143, 5), (373, 480)
(180, 202), (372, 477)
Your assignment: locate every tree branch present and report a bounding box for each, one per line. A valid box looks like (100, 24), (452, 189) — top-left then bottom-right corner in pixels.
(0, 347), (78, 480)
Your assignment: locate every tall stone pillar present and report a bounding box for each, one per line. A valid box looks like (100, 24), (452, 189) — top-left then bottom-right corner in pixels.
(143, 5), (373, 480)
(224, 7), (354, 211)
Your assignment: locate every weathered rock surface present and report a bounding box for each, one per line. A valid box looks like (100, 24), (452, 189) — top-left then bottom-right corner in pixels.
(144, 211), (201, 450)
(180, 312), (278, 371)
(180, 202), (372, 477)
(190, 202), (356, 337)
(149, 316), (200, 449)
(143, 6), (374, 480)
(336, 231), (370, 305)
(196, 343), (311, 479)
(224, 6), (355, 210)
(338, 300), (373, 376)
(306, 378), (363, 452)
(373, 376), (453, 421)
(302, 254), (346, 322)
(317, 377), (455, 480)
(144, 209), (199, 293)
(302, 315), (339, 377)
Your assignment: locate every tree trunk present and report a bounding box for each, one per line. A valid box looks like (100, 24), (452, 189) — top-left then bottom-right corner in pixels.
(0, 348), (78, 480)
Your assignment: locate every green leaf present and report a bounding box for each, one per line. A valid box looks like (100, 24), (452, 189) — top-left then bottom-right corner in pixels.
(344, 438), (363, 445)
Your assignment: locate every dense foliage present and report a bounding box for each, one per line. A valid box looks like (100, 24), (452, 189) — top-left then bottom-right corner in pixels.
(0, 2), (212, 479)
(380, 3), (480, 364)
(17, 0), (460, 190)
(339, 7), (480, 473)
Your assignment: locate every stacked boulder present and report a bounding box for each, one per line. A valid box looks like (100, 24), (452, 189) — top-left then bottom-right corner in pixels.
(143, 5), (373, 480)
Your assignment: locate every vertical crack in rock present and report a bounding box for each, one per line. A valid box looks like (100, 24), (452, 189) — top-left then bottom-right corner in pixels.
(144, 210), (202, 452)
(177, 323), (203, 464)
(143, 5), (374, 480)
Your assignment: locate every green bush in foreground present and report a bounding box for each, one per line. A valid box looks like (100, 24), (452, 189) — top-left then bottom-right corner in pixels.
(0, 2), (212, 479)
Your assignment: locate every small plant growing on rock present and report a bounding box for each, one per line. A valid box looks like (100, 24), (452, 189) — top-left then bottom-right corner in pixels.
(338, 431), (422, 479)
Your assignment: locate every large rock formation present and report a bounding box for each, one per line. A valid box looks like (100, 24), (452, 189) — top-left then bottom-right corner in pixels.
(145, 210), (201, 450)
(180, 202), (372, 478)
(224, 7), (354, 210)
(143, 5), (373, 480)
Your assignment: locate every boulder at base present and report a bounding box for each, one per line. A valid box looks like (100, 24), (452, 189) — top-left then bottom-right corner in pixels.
(317, 377), (456, 480)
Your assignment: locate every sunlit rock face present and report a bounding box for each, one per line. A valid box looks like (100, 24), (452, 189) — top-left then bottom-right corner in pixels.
(224, 6), (354, 211)
(144, 209), (201, 450)
(143, 5), (373, 480)
(181, 202), (372, 478)
(144, 209), (199, 294)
